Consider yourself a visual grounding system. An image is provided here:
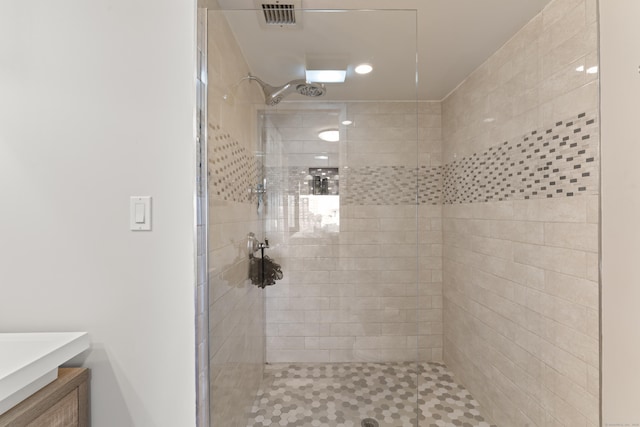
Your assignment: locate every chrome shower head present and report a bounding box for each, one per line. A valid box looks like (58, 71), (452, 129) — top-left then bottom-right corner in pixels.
(294, 81), (326, 98)
(246, 75), (326, 106)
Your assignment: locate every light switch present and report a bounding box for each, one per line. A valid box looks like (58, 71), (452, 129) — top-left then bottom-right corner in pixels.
(135, 203), (146, 223)
(130, 196), (152, 231)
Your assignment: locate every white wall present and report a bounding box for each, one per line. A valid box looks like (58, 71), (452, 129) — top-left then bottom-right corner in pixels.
(0, 1), (197, 426)
(601, 1), (640, 425)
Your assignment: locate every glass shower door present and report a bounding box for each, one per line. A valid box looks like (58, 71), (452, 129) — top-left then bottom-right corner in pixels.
(205, 7), (431, 426)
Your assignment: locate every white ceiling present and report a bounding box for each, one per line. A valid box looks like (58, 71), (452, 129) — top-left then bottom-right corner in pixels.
(215, 0), (553, 101)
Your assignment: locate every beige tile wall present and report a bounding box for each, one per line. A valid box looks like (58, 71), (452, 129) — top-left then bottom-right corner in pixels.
(207, 9), (265, 427)
(441, 0), (599, 425)
(442, 0), (598, 163)
(263, 101), (444, 363)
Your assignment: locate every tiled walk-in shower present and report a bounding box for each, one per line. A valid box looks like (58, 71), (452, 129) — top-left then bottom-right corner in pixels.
(205, 0), (600, 425)
(247, 362), (495, 427)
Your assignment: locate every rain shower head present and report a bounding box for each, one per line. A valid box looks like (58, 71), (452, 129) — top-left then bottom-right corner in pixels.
(246, 75), (326, 106)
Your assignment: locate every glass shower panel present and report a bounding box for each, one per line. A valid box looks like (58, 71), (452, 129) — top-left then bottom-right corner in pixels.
(262, 101), (420, 361)
(206, 9), (266, 427)
(207, 8), (423, 426)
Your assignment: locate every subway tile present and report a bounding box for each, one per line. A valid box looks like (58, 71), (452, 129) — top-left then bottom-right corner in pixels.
(471, 235), (514, 260)
(304, 336), (355, 350)
(550, 81), (598, 122)
(541, 1), (586, 53)
(379, 349), (417, 362)
(347, 140), (417, 156)
(470, 201), (515, 220)
(585, 0), (597, 24)
(354, 283), (407, 298)
(352, 113), (406, 128)
(379, 218), (418, 231)
(488, 220), (545, 244)
(540, 56), (591, 104)
(277, 323), (320, 337)
(539, 383), (589, 426)
(221, 14), (602, 425)
(378, 102), (418, 114)
(526, 287), (588, 332)
(267, 349), (331, 363)
(544, 270), (598, 309)
(266, 310), (305, 324)
(542, 363), (598, 424)
(586, 252), (598, 281)
(266, 337), (305, 350)
(542, 0), (584, 29)
(586, 308), (599, 340)
(330, 296), (381, 310)
(346, 102), (380, 114)
(302, 257), (337, 271)
(542, 30), (592, 80)
(513, 197), (588, 223)
(330, 322), (381, 337)
(437, 2), (600, 424)
(353, 336), (409, 350)
(544, 222), (598, 252)
(513, 241), (587, 277)
(587, 364), (599, 397)
(350, 308), (407, 324)
(586, 195), (599, 223)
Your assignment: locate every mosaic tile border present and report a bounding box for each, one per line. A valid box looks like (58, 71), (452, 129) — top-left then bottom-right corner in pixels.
(443, 111), (599, 204)
(209, 122), (260, 204)
(263, 166), (442, 206)
(246, 362), (496, 427)
(343, 166), (442, 206)
(211, 111), (598, 207)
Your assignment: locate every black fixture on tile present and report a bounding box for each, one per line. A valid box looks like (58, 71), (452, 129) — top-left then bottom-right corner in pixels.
(308, 167), (339, 195)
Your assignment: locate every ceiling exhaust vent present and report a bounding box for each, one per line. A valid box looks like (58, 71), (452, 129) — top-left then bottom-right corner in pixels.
(256, 0), (303, 30)
(262, 4), (295, 25)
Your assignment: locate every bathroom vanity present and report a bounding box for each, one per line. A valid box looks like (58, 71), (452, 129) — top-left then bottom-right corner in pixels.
(0, 368), (89, 427)
(0, 332), (90, 426)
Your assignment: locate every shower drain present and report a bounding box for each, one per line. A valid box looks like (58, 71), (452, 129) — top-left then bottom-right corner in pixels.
(361, 418), (379, 427)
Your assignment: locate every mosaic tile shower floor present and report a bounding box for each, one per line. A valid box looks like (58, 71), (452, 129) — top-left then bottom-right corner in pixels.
(246, 362), (497, 427)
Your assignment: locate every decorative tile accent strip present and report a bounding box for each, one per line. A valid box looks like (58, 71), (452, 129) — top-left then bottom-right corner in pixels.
(443, 111), (599, 204)
(212, 112), (597, 206)
(246, 362), (496, 427)
(418, 166), (443, 206)
(208, 122), (260, 203)
(265, 167), (335, 196)
(342, 166), (442, 206)
(264, 165), (442, 206)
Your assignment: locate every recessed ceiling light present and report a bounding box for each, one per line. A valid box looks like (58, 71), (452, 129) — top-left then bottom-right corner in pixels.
(355, 63), (373, 75)
(305, 69), (347, 83)
(341, 120), (353, 125)
(318, 129), (340, 142)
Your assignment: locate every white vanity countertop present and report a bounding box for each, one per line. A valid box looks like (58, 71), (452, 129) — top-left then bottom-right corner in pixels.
(0, 332), (89, 416)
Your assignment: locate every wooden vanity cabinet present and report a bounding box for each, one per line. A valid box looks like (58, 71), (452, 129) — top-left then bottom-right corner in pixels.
(0, 368), (89, 427)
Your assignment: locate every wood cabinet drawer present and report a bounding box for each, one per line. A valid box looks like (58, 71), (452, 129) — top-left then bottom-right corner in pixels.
(27, 389), (78, 427)
(0, 368), (89, 427)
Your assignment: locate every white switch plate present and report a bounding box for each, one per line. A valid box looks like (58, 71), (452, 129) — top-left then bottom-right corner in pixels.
(130, 196), (152, 231)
